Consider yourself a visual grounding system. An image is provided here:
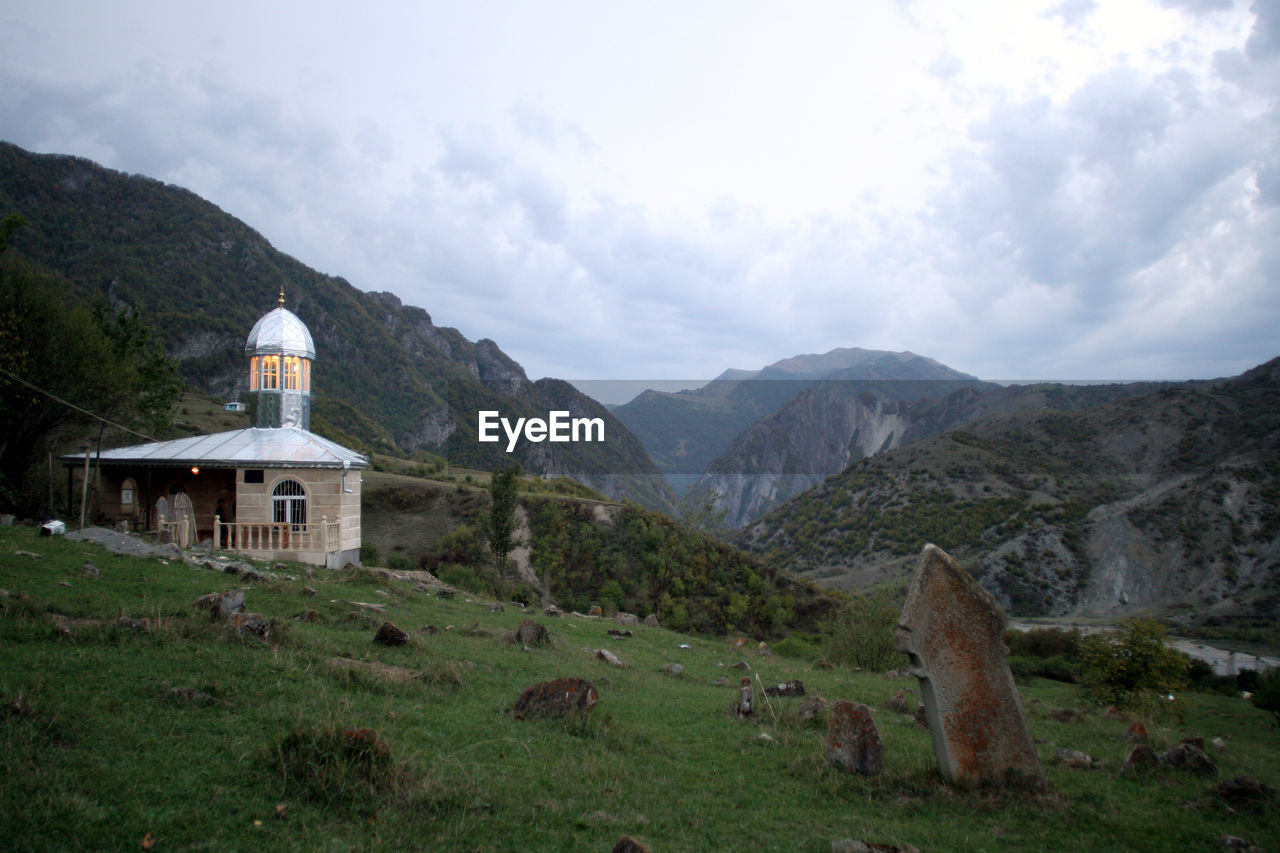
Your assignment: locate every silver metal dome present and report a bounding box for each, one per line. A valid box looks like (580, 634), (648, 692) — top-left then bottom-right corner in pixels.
(244, 307), (316, 360)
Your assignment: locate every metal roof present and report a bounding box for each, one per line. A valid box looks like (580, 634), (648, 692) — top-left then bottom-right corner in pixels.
(245, 307), (316, 359)
(63, 427), (367, 469)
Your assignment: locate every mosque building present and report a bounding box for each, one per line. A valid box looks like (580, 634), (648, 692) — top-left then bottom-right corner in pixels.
(64, 292), (367, 568)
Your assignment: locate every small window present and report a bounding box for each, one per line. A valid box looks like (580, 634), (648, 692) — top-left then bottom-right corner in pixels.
(244, 469), (265, 484)
(249, 356), (260, 391)
(261, 356), (279, 390)
(283, 356), (300, 390)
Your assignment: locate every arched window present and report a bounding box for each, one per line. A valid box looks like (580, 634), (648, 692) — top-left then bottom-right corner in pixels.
(272, 478), (307, 529)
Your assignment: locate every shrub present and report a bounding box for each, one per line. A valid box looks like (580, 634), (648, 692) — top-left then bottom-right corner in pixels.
(772, 636), (821, 661)
(1252, 668), (1280, 724)
(359, 543), (380, 566)
(820, 591), (904, 672)
(1079, 618), (1189, 709)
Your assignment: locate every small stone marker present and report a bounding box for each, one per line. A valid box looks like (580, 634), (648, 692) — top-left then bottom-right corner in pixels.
(1120, 744), (1160, 775)
(824, 700), (884, 776)
(516, 617), (550, 648)
(895, 544), (1044, 788)
(643, 614), (660, 627)
(1161, 742), (1217, 776)
(587, 605), (603, 617)
(373, 622), (409, 646)
(799, 694), (828, 722)
(738, 677), (754, 717)
(597, 648), (627, 668)
(886, 688), (908, 713)
(611, 835), (652, 853)
(616, 612), (639, 626)
(510, 677), (598, 720)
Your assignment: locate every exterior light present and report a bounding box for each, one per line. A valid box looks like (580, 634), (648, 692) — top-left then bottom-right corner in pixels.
(191, 466), (200, 475)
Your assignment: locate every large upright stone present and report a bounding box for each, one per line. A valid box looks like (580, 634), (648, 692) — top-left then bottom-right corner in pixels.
(895, 544), (1044, 788)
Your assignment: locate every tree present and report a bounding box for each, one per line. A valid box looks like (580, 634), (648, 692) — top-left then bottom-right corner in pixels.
(0, 256), (182, 511)
(486, 463), (521, 578)
(1079, 618), (1189, 709)
(1251, 668), (1280, 725)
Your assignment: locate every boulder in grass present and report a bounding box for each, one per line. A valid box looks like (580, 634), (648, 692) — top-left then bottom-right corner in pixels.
(510, 677), (598, 720)
(373, 622), (409, 646)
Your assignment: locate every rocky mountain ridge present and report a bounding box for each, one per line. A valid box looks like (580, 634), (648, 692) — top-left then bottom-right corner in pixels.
(738, 360), (1280, 638)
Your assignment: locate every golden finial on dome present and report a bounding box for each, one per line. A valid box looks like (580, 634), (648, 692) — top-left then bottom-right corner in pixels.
(278, 285), (286, 307)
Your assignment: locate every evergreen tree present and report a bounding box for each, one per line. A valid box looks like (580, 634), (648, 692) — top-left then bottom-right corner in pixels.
(486, 463), (521, 578)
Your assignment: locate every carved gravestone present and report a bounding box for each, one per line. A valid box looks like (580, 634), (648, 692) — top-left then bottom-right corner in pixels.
(895, 544), (1044, 788)
(824, 700), (884, 775)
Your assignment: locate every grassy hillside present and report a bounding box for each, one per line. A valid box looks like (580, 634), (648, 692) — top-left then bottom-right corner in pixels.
(3, 526), (1277, 851)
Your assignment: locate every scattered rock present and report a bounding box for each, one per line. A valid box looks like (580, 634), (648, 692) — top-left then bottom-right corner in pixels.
(233, 612), (270, 639)
(1055, 748), (1098, 770)
(1104, 705), (1125, 720)
(500, 630), (518, 645)
(643, 614), (660, 627)
(729, 637), (748, 650)
(1126, 722), (1148, 740)
(616, 612), (639, 627)
(831, 841), (920, 853)
(516, 618), (550, 648)
(195, 590), (245, 619)
(611, 835), (652, 853)
(1211, 776), (1276, 812)
(115, 616), (149, 633)
(764, 680), (805, 698)
(886, 688), (908, 713)
(824, 700), (884, 776)
(58, 581), (73, 588)
(66, 526), (181, 560)
(913, 702), (928, 729)
(510, 677), (598, 720)
(814, 658), (835, 670)
(596, 649), (627, 668)
(881, 669), (910, 680)
(436, 588), (456, 600)
(607, 628), (633, 638)
(302, 586), (317, 596)
(757, 731), (775, 743)
(419, 625), (441, 635)
(712, 676), (732, 688)
(799, 695), (828, 722)
(587, 605), (603, 617)
(294, 609), (320, 623)
(1221, 836), (1263, 851)
(349, 601), (388, 613)
(373, 622), (409, 646)
(1212, 736), (1227, 750)
(662, 663), (684, 676)
(758, 641), (773, 657)
(731, 661), (752, 671)
(489, 603), (505, 613)
(81, 562), (100, 576)
(543, 604), (562, 617)
(1161, 742), (1217, 776)
(1181, 735), (1206, 750)
(1120, 744), (1160, 775)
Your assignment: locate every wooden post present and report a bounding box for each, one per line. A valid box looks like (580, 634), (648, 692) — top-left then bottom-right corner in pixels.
(78, 446), (90, 529)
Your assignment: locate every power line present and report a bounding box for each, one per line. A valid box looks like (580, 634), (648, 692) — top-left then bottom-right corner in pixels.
(0, 363), (157, 442)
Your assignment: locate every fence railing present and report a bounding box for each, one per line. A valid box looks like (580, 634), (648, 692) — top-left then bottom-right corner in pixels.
(207, 515), (342, 554)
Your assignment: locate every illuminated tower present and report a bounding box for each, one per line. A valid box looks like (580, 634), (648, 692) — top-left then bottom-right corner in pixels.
(244, 289), (315, 430)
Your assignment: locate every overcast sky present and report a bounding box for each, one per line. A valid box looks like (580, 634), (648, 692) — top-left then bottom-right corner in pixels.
(1, 1), (1276, 393)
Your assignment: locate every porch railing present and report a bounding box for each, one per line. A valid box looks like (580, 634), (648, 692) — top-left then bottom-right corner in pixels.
(212, 515), (342, 554)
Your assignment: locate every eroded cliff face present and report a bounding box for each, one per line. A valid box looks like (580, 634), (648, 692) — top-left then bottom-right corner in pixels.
(701, 389), (910, 527)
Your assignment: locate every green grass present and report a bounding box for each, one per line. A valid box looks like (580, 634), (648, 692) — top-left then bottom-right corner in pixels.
(1, 526), (1277, 851)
